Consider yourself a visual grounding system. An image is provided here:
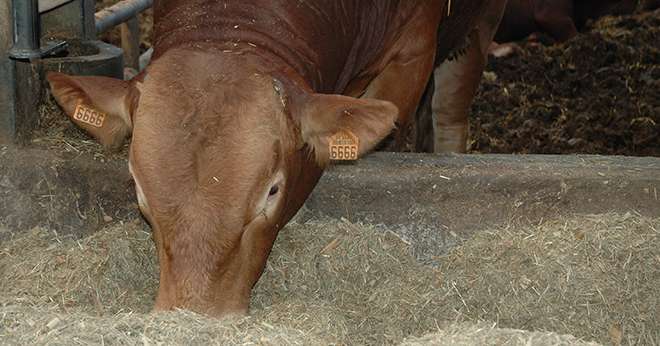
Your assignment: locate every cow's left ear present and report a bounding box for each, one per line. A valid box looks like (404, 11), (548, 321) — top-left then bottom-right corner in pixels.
(296, 93), (398, 166)
(46, 72), (140, 150)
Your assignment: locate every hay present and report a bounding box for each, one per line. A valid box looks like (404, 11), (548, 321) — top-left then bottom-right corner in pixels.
(400, 323), (599, 346)
(431, 212), (659, 345)
(0, 219), (156, 315)
(0, 306), (311, 345)
(1, 213), (657, 344)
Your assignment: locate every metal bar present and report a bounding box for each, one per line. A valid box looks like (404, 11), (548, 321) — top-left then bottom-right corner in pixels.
(121, 16), (140, 70)
(8, 0), (40, 59)
(38, 0), (74, 13)
(95, 0), (152, 34)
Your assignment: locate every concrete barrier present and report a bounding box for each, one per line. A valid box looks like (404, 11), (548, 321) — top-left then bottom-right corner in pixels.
(1, 146), (658, 260)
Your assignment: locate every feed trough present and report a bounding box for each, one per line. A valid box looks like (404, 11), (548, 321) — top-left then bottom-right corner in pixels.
(1, 146), (658, 345)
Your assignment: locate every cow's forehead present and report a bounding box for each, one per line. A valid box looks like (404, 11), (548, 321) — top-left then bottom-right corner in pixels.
(130, 48), (299, 185)
(137, 52), (283, 124)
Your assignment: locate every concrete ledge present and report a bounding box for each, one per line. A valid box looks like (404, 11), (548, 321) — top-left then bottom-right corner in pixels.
(1, 146), (658, 259)
(0, 147), (137, 239)
(308, 153), (659, 261)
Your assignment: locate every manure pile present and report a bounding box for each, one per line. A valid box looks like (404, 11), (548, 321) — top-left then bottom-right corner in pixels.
(1, 213), (657, 345)
(471, 10), (660, 156)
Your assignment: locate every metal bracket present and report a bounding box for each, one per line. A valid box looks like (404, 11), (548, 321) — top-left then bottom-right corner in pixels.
(9, 40), (68, 60)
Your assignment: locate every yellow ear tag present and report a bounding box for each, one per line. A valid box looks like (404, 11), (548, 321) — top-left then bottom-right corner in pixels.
(329, 129), (359, 161)
(73, 104), (106, 128)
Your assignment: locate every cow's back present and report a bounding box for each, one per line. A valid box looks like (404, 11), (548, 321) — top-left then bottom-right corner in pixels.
(151, 0), (429, 92)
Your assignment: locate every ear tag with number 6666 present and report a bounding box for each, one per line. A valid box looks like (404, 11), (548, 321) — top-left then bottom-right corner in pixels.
(329, 129), (359, 161)
(73, 103), (106, 128)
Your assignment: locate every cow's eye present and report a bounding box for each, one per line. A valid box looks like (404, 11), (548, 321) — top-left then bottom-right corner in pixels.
(268, 185), (279, 197)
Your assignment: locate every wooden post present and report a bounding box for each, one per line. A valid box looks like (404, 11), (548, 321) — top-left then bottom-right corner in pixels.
(120, 16), (140, 70)
(0, 0), (17, 143)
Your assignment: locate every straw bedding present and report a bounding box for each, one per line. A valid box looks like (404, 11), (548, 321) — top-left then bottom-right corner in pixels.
(1, 213), (657, 345)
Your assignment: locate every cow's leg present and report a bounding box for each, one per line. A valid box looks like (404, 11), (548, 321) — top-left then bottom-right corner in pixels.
(431, 31), (484, 153)
(433, 0), (507, 153)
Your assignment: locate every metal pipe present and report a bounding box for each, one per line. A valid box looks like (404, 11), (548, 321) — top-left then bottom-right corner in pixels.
(8, 0), (41, 59)
(95, 0), (152, 34)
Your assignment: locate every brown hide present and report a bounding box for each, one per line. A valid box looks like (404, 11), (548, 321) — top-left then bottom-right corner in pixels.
(151, 0), (426, 93)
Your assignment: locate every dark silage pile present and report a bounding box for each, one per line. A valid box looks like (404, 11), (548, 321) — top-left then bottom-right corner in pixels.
(0, 213), (657, 345)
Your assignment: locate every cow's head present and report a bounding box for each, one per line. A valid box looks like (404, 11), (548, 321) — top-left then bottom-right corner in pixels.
(47, 47), (397, 316)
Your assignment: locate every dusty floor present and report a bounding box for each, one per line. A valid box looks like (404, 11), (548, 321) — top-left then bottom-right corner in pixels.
(1, 213), (657, 345)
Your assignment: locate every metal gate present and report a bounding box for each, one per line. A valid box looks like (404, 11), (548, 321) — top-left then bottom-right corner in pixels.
(0, 0), (152, 143)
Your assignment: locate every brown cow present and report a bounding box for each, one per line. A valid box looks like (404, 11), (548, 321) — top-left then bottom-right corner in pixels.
(47, 0), (504, 317)
(495, 0), (638, 44)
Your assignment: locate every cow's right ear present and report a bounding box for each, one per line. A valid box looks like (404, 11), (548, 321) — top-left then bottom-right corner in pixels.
(46, 72), (140, 150)
(295, 93), (398, 167)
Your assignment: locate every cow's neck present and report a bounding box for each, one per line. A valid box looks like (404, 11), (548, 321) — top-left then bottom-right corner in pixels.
(151, 0), (414, 93)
